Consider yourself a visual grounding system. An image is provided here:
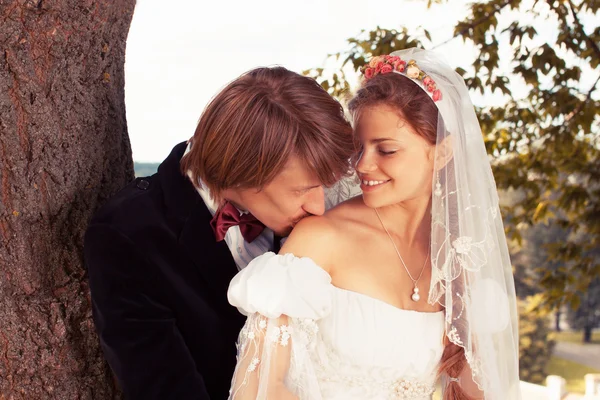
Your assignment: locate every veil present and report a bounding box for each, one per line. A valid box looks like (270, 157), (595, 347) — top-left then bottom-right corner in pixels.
(324, 173), (362, 210)
(328, 48), (521, 398)
(385, 48), (521, 399)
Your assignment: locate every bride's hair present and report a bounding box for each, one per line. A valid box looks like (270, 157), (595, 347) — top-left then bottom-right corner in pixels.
(348, 72), (473, 400)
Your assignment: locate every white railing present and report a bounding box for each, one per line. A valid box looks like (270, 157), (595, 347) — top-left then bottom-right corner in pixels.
(520, 374), (600, 399)
(520, 380), (550, 399)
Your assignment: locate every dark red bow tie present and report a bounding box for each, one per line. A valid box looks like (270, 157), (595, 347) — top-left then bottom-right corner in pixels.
(210, 202), (265, 243)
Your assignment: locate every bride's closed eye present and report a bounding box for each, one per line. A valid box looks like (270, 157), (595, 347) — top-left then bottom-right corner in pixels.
(378, 148), (398, 155)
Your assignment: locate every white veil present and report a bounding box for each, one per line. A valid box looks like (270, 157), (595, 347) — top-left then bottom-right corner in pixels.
(386, 48), (521, 399)
(324, 174), (362, 211)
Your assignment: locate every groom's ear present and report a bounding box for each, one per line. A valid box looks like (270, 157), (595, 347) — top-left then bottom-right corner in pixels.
(433, 135), (453, 171)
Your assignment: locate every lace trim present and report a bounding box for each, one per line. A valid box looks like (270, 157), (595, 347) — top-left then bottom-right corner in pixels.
(313, 339), (437, 399)
(324, 173), (362, 210)
(320, 374), (435, 399)
(238, 316), (320, 374)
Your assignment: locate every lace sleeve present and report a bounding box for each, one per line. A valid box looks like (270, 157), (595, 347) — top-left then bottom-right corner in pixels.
(229, 314), (322, 400)
(227, 252), (332, 399)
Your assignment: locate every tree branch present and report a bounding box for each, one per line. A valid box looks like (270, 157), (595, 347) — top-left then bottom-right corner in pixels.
(431, 0), (517, 50)
(565, 73), (600, 122)
(566, 0), (600, 62)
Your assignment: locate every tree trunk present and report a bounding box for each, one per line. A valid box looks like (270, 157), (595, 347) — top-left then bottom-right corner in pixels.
(0, 0), (135, 398)
(555, 309), (561, 332)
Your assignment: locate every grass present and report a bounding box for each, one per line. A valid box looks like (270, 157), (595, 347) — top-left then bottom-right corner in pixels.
(553, 330), (600, 344)
(546, 355), (600, 394)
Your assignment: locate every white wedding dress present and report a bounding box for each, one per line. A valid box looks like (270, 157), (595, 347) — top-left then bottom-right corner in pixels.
(227, 252), (445, 400)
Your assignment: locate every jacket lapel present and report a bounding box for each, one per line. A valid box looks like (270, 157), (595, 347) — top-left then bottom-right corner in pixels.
(158, 143), (239, 307)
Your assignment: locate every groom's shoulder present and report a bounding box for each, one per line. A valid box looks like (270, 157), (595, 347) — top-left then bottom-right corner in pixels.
(88, 174), (165, 237)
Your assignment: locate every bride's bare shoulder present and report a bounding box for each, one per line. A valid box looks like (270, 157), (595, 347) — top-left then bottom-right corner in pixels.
(279, 196), (371, 269)
(324, 195), (371, 224)
(280, 215), (337, 258)
(278, 215), (337, 271)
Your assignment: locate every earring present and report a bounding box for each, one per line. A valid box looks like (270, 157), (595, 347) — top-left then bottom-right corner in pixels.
(434, 173), (442, 197)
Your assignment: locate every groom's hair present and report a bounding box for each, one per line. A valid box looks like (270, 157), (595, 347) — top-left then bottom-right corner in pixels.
(182, 66), (354, 201)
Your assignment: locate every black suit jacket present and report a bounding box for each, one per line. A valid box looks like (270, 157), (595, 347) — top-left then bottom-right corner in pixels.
(84, 142), (247, 399)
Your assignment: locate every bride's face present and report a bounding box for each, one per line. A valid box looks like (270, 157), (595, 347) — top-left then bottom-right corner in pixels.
(355, 105), (435, 209)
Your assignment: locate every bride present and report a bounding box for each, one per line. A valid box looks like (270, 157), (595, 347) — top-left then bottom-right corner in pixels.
(226, 48), (521, 400)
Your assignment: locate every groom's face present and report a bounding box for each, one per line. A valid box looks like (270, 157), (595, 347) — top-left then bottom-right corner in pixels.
(238, 155), (325, 236)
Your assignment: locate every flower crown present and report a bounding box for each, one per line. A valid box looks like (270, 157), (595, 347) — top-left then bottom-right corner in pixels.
(360, 55), (442, 102)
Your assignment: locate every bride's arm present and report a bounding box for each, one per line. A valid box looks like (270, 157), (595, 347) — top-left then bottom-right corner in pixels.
(230, 314), (298, 400)
(229, 216), (336, 400)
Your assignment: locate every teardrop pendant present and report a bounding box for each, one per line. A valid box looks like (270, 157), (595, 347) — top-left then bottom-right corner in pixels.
(411, 286), (420, 302)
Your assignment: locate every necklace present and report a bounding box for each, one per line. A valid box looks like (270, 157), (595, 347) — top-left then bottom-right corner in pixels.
(374, 208), (429, 302)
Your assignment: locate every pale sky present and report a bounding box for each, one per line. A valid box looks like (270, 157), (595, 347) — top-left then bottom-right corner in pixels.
(124, 0), (597, 162)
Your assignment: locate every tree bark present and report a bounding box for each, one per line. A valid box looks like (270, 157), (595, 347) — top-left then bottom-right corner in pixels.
(0, 0), (135, 398)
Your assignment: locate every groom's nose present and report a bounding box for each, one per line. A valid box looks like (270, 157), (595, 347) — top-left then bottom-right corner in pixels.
(302, 186), (325, 216)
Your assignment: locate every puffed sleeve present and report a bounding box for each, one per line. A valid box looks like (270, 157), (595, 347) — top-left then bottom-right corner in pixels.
(227, 252), (333, 400)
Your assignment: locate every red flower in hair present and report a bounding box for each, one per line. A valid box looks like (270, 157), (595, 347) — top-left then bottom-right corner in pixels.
(363, 55), (442, 102)
(381, 64), (393, 74)
(369, 56), (384, 68)
(394, 60), (406, 72)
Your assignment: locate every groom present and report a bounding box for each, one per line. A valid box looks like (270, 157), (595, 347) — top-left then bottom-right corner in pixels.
(84, 66), (354, 399)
